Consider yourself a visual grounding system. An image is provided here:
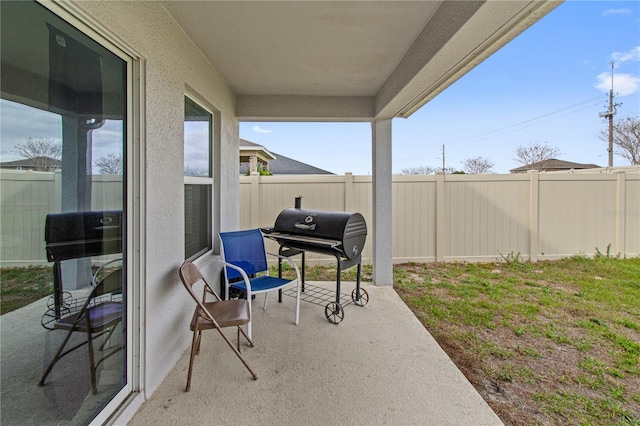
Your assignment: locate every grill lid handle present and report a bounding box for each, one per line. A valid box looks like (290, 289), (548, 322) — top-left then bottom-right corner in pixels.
(294, 223), (316, 231)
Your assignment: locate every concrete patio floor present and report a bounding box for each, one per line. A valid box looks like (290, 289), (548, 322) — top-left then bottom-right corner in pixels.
(128, 281), (503, 425)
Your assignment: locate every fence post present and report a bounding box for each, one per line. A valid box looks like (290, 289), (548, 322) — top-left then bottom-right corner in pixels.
(250, 172), (260, 228)
(528, 170), (539, 262)
(436, 172), (446, 262)
(344, 172), (353, 212)
(615, 171), (626, 257)
(54, 170), (62, 212)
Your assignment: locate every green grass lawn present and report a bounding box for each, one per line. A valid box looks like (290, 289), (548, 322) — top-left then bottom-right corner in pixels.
(1, 265), (53, 314)
(393, 255), (640, 425)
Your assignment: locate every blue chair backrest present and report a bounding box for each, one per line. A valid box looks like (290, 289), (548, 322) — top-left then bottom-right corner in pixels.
(220, 229), (268, 280)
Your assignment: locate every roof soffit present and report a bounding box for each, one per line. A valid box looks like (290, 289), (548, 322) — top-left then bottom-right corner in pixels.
(162, 1), (562, 121)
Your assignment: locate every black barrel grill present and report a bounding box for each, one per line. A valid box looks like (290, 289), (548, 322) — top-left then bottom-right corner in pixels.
(42, 210), (123, 328)
(262, 203), (369, 324)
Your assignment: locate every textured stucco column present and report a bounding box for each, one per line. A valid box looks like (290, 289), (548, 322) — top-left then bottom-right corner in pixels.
(371, 119), (393, 286)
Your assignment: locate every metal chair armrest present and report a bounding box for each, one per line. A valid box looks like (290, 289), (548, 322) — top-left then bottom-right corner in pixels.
(266, 252), (301, 282)
(219, 260), (254, 298)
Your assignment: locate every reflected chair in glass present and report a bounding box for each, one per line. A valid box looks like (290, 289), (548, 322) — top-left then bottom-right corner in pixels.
(179, 261), (258, 391)
(219, 228), (301, 339)
(39, 267), (123, 394)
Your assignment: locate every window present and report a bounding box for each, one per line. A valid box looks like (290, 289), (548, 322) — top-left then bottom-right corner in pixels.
(184, 96), (212, 259)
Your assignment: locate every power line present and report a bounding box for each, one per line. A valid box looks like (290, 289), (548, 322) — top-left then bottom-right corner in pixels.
(437, 93), (623, 147)
(471, 102), (607, 144)
(463, 95), (605, 141)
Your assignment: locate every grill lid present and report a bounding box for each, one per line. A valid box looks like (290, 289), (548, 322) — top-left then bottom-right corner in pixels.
(44, 210), (123, 261)
(271, 208), (366, 259)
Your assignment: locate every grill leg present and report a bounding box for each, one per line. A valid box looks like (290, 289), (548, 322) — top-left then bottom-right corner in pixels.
(335, 257), (341, 305)
(301, 252), (306, 293)
(277, 253), (283, 303)
(53, 261), (63, 319)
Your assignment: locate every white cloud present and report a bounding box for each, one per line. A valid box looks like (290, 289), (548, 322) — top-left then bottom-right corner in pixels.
(595, 72), (640, 96)
(594, 47), (640, 96)
(252, 125), (272, 134)
(611, 46), (640, 63)
(602, 8), (631, 17)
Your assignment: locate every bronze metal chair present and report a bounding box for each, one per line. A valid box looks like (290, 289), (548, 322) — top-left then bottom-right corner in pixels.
(179, 261), (258, 391)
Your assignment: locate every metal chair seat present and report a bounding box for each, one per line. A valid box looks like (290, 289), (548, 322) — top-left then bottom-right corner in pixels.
(55, 302), (121, 332)
(190, 299), (251, 330)
(230, 275), (293, 294)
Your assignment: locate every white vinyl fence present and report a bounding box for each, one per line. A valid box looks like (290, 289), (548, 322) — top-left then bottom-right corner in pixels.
(0, 170), (122, 266)
(240, 169), (639, 264)
(1, 168), (638, 267)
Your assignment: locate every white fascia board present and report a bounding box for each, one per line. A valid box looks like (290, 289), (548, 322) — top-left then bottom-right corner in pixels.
(236, 95), (375, 122)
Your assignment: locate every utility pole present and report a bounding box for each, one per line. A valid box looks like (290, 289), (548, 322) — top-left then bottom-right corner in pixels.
(599, 61), (621, 167)
(442, 144), (445, 173)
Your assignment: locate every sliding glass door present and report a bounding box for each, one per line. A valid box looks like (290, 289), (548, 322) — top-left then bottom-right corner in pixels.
(1, 1), (131, 423)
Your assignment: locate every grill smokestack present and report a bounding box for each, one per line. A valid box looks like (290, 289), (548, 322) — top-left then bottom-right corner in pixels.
(294, 196), (302, 209)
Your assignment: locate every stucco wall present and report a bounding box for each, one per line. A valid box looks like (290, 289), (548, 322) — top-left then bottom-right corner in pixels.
(73, 1), (240, 395)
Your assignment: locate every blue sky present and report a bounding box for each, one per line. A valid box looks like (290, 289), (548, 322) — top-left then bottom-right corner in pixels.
(240, 1), (640, 175)
(1, 1), (637, 175)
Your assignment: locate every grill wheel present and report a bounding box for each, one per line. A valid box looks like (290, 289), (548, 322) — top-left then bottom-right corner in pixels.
(324, 302), (344, 324)
(351, 288), (369, 307)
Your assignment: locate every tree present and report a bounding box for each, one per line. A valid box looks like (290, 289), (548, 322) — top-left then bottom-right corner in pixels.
(599, 116), (640, 166)
(184, 166), (209, 177)
(513, 141), (560, 169)
(401, 165), (464, 175)
(462, 156), (494, 174)
(244, 163), (272, 176)
(444, 167), (462, 174)
(401, 165), (436, 175)
(95, 153), (123, 174)
(13, 137), (61, 171)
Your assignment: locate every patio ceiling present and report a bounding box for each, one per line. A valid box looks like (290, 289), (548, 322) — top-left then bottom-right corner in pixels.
(162, 1), (561, 121)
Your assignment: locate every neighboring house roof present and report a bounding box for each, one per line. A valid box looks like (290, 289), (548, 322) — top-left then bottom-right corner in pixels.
(239, 140), (333, 175)
(510, 159), (601, 173)
(239, 139), (276, 164)
(0, 157), (62, 171)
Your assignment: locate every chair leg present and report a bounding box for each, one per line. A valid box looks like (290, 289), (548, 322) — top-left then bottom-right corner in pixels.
(263, 292), (269, 310)
(216, 327), (258, 380)
(238, 326), (254, 348)
(39, 328), (75, 387)
(246, 299), (253, 340)
(185, 329), (200, 392)
(294, 278), (301, 325)
(195, 330), (203, 355)
(87, 329), (98, 394)
(99, 324), (118, 351)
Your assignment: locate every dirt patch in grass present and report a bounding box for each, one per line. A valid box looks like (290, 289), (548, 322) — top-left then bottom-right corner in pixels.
(394, 257), (640, 425)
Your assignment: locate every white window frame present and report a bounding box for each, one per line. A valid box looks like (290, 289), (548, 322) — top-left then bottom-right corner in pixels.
(184, 92), (216, 260)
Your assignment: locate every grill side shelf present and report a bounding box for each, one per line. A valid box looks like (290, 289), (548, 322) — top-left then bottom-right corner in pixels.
(264, 233), (341, 249)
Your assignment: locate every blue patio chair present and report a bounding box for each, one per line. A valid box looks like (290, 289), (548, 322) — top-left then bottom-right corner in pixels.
(219, 228), (301, 338)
